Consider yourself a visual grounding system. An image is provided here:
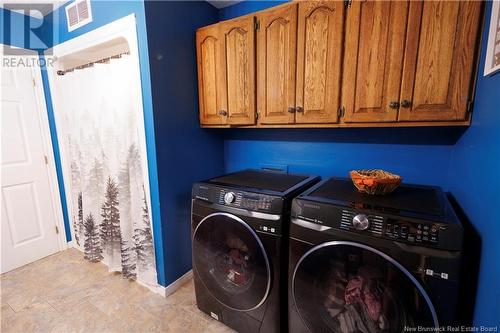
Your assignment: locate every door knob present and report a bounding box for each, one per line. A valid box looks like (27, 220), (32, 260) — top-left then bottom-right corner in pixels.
(288, 106), (296, 113)
(401, 100), (412, 108)
(219, 109), (228, 116)
(388, 101), (400, 109)
(296, 106), (304, 113)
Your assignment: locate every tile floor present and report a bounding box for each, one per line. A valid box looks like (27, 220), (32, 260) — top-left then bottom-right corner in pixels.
(0, 248), (234, 333)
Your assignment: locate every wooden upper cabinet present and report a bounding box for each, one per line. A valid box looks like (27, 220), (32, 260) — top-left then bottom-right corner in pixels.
(399, 1), (482, 122)
(343, 1), (409, 123)
(295, 1), (344, 124)
(220, 16), (256, 125)
(196, 24), (225, 125)
(195, 1), (482, 128)
(257, 4), (298, 125)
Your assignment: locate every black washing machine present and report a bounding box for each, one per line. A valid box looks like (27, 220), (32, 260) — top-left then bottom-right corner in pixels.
(289, 178), (463, 333)
(191, 169), (320, 333)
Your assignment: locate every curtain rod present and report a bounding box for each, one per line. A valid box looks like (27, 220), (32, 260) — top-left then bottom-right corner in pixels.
(56, 51), (130, 76)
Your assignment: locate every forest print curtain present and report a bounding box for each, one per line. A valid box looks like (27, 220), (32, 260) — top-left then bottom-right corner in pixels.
(52, 51), (157, 285)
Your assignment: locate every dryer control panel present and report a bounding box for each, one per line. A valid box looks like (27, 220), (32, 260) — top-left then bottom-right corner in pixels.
(192, 183), (283, 214)
(339, 209), (441, 245)
(291, 199), (463, 251)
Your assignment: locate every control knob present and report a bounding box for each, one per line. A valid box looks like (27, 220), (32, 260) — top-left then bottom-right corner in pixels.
(352, 214), (370, 231)
(224, 192), (236, 204)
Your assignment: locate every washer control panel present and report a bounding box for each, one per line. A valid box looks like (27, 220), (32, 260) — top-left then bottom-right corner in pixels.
(193, 183), (283, 214)
(385, 219), (439, 245)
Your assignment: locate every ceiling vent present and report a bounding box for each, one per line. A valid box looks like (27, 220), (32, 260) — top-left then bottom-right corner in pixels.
(65, 0), (93, 32)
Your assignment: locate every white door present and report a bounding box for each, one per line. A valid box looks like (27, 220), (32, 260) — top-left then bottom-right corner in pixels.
(1, 57), (62, 273)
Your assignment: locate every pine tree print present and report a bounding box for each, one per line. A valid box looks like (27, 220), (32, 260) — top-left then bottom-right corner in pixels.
(87, 158), (105, 214)
(100, 176), (122, 260)
(78, 192), (83, 245)
(120, 237), (137, 279)
(134, 186), (155, 271)
(73, 215), (79, 246)
(73, 192), (83, 246)
(83, 213), (103, 262)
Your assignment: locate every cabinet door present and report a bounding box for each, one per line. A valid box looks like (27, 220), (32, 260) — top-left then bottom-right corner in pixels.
(343, 1), (409, 123)
(220, 16), (256, 125)
(399, 1), (482, 122)
(295, 1), (344, 124)
(196, 24), (226, 125)
(257, 4), (298, 125)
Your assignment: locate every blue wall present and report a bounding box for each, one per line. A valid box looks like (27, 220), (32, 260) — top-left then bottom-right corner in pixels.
(144, 1), (224, 285)
(218, 0), (287, 20)
(220, 0), (500, 326)
(224, 128), (463, 187)
(446, 1), (500, 326)
(39, 1), (167, 286)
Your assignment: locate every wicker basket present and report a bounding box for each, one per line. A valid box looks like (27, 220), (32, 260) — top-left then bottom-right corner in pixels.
(349, 169), (402, 195)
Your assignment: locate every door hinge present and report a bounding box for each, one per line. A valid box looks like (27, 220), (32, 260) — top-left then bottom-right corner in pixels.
(344, 0), (352, 8)
(55, 226), (59, 234)
(254, 18), (260, 31)
(338, 106), (345, 118)
(44, 155), (48, 165)
(32, 77), (36, 87)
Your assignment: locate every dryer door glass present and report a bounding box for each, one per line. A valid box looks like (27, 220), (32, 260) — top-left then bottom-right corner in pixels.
(292, 241), (438, 333)
(193, 212), (271, 311)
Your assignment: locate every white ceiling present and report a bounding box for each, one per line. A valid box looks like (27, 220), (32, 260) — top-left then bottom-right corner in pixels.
(0, 0), (66, 19)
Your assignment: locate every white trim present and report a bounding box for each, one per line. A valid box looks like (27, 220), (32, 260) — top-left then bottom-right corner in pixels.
(45, 14), (152, 249)
(66, 240), (75, 248)
(46, 14), (137, 59)
(45, 14), (154, 249)
(484, 1), (500, 76)
(44, 15), (159, 288)
(136, 279), (167, 297)
(30, 52), (69, 252)
(164, 270), (193, 298)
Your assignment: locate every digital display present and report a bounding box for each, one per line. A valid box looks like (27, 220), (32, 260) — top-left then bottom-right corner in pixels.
(386, 218), (439, 244)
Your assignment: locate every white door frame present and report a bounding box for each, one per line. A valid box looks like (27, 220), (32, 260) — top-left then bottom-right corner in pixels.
(45, 14), (154, 250)
(1, 45), (69, 251)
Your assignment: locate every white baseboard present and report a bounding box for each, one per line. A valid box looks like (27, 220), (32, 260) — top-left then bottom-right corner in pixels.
(164, 270), (193, 297)
(66, 241), (74, 248)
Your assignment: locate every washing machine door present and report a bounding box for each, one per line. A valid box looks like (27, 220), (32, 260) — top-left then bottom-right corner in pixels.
(192, 212), (271, 311)
(292, 241), (438, 333)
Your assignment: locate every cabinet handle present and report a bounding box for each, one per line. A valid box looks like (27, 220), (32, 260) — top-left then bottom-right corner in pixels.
(288, 106), (296, 113)
(388, 101), (400, 109)
(401, 100), (412, 108)
(219, 109), (228, 116)
(296, 106), (304, 113)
